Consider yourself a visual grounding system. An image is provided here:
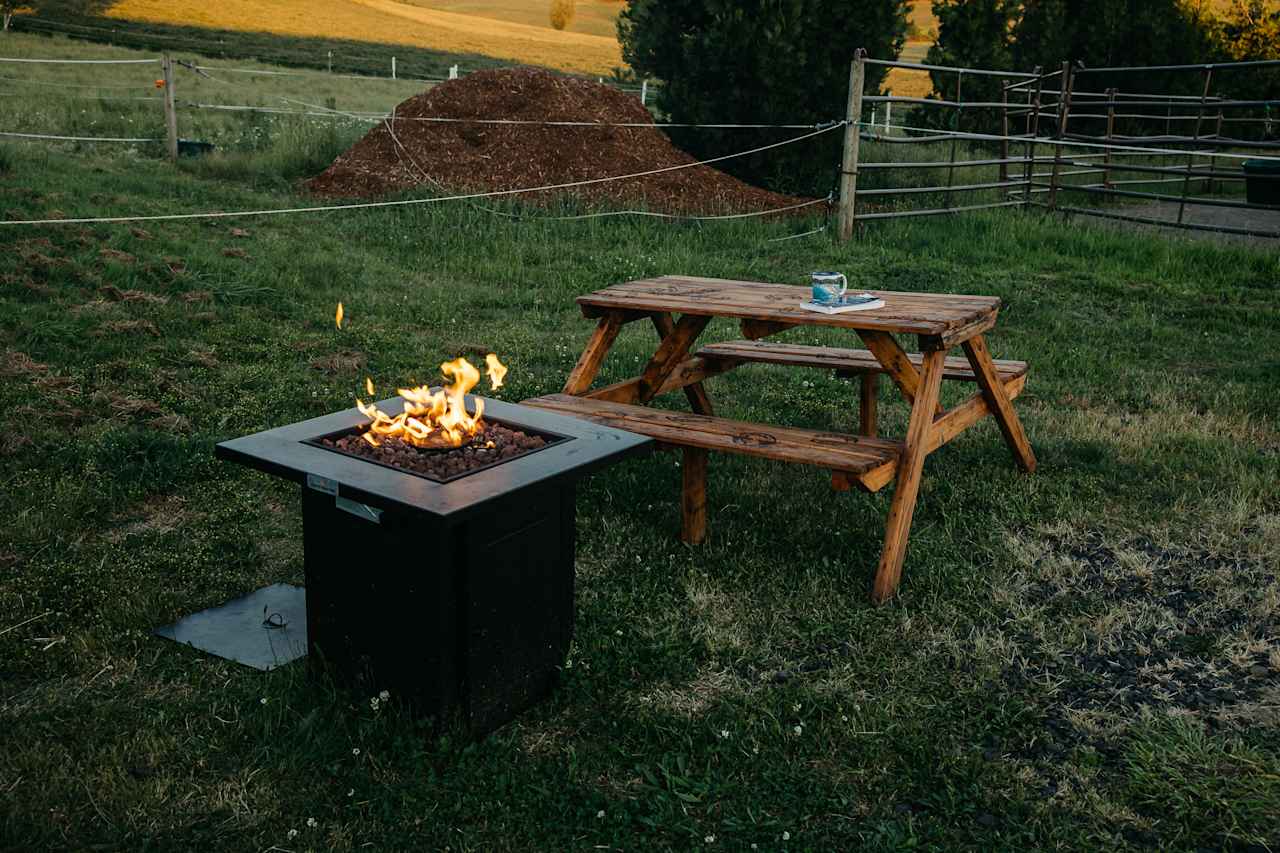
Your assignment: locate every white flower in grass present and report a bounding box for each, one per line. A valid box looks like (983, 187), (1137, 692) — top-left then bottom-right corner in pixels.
(704, 835), (715, 844)
(370, 696), (381, 711)
(792, 702), (801, 712)
(347, 788), (355, 798)
(596, 810), (605, 819)
(286, 828), (299, 839)
(260, 697), (268, 705)
(718, 730), (731, 740)
(793, 725), (803, 736)
(352, 747), (361, 756)
(782, 831), (791, 841)
(306, 817), (318, 828)
(379, 689), (390, 701)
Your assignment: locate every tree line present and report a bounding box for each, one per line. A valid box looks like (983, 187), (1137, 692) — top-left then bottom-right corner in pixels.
(618, 0), (1278, 194)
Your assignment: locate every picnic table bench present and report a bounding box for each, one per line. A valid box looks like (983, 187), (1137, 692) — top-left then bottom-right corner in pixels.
(523, 275), (1036, 602)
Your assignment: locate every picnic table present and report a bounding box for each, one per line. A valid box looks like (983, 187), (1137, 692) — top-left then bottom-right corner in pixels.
(522, 275), (1036, 602)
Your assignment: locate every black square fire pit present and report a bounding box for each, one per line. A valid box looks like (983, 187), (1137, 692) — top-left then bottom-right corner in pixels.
(215, 393), (650, 733)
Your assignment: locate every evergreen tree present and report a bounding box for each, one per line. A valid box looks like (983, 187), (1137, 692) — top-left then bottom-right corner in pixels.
(619, 0), (911, 194)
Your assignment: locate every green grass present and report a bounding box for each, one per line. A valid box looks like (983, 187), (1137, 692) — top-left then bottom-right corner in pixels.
(3, 31), (1280, 853)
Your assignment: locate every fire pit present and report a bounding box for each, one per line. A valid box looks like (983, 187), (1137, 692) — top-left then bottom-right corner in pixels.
(215, 381), (650, 733)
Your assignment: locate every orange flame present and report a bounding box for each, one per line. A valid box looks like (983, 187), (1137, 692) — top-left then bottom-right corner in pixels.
(485, 353), (507, 390)
(355, 356), (498, 449)
(335, 302), (344, 330)
(365, 376), (375, 396)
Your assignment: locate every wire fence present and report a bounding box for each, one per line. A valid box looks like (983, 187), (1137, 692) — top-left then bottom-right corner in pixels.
(3, 31), (1277, 242)
(843, 54), (1280, 241)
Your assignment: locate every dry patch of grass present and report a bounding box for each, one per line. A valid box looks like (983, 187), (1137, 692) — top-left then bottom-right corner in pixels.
(94, 319), (161, 338)
(99, 285), (168, 305)
(310, 350), (367, 375)
(105, 494), (200, 543)
(996, 526), (1278, 766)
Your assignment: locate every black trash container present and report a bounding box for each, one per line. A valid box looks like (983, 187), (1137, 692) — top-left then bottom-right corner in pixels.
(1243, 159), (1280, 207)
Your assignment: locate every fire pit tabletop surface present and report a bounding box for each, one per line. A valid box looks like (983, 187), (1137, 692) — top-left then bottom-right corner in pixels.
(215, 394), (651, 520)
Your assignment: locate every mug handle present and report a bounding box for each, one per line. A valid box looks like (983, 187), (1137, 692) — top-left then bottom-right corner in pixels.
(836, 273), (847, 297)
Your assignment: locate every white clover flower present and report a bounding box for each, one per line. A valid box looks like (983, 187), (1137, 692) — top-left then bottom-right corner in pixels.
(347, 789), (355, 797)
(306, 817), (318, 828)
(260, 697), (268, 705)
(370, 697), (380, 711)
(793, 725), (803, 736)
(287, 829), (299, 839)
(782, 831), (791, 841)
(704, 835), (715, 844)
(379, 690), (390, 701)
(596, 810), (605, 819)
(719, 730), (730, 740)
(841, 715), (849, 722)
(792, 703), (801, 712)
(352, 747), (361, 756)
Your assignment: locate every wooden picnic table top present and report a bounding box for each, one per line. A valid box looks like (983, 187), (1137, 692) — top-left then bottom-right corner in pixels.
(577, 275), (1002, 338)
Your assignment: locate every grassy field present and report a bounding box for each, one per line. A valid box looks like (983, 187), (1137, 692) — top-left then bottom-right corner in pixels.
(398, 0), (627, 39)
(3, 31), (1280, 853)
(104, 0), (623, 75)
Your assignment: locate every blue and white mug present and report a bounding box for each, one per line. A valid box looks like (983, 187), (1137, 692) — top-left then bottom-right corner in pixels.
(811, 271), (847, 305)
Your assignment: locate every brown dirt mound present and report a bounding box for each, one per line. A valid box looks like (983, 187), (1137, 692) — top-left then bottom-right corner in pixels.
(307, 67), (813, 215)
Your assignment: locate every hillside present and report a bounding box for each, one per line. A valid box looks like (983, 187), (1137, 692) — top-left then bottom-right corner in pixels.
(106, 0), (624, 75)
(398, 0), (626, 39)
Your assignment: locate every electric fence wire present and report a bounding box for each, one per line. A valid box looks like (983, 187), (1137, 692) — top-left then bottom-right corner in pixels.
(0, 130), (161, 142)
(1, 122), (846, 226)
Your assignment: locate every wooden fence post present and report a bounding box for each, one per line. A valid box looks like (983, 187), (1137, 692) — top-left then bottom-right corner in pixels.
(837, 50), (867, 242)
(327, 50), (332, 73)
(640, 78), (648, 106)
(1101, 87), (1117, 189)
(391, 56), (397, 79)
(161, 53), (178, 163)
(999, 80), (1009, 185)
(1047, 61), (1073, 212)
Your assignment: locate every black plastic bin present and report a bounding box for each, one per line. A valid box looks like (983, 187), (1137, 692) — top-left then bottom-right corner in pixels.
(1243, 159), (1280, 207)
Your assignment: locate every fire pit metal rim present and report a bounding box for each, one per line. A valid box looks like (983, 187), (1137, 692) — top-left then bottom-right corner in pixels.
(215, 394), (652, 521)
(302, 415), (575, 485)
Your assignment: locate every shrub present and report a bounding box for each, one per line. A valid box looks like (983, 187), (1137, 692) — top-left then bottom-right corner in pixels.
(618, 0), (911, 196)
(549, 0), (575, 31)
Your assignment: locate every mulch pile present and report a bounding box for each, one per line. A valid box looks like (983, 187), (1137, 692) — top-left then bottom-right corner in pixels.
(322, 423), (548, 481)
(307, 67), (813, 215)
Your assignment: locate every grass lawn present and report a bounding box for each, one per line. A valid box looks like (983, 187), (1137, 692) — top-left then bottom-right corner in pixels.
(2, 33), (1280, 853)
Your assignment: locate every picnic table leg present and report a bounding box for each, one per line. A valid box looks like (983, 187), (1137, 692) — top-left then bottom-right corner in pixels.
(638, 313), (711, 404)
(856, 330), (944, 416)
(872, 349), (946, 604)
(651, 312), (714, 414)
(962, 334), (1037, 474)
(563, 312), (623, 395)
(681, 446), (708, 544)
(859, 373), (878, 437)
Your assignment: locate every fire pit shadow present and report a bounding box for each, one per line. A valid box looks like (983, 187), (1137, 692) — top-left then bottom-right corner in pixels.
(212, 394), (651, 734)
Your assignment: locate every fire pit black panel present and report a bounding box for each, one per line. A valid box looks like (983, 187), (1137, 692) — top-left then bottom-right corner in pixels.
(215, 395), (650, 733)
